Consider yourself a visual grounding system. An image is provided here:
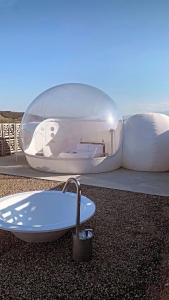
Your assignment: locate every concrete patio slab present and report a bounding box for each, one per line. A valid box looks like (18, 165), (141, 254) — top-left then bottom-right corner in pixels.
(0, 153), (169, 196)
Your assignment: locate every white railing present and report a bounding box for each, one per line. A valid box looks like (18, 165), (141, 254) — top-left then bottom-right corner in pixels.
(0, 123), (21, 156)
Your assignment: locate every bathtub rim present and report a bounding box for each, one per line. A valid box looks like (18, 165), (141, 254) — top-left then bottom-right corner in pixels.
(0, 190), (96, 234)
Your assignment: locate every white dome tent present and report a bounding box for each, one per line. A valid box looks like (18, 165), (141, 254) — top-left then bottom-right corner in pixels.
(21, 83), (123, 174)
(122, 113), (169, 171)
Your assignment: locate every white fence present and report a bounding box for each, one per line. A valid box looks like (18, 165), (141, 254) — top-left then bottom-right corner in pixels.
(0, 123), (21, 156)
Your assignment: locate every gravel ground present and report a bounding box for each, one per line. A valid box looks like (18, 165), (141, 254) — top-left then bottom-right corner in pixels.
(0, 174), (169, 299)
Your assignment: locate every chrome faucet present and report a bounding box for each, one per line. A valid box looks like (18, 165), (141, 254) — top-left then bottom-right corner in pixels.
(62, 177), (93, 261)
(62, 178), (81, 236)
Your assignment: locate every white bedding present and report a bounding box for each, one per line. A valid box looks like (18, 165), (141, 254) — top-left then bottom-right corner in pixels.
(57, 143), (104, 159)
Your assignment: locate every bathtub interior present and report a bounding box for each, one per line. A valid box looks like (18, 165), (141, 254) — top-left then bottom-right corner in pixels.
(0, 191), (96, 232)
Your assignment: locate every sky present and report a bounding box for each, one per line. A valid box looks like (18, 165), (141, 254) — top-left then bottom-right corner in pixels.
(0, 0), (169, 115)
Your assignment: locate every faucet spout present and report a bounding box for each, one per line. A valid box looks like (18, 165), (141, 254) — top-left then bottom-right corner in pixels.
(62, 178), (81, 236)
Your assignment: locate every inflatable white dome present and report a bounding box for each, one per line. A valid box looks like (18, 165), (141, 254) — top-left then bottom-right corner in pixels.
(123, 113), (169, 171)
(21, 83), (123, 174)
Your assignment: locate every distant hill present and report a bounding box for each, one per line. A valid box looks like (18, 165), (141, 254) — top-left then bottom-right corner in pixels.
(0, 111), (24, 123)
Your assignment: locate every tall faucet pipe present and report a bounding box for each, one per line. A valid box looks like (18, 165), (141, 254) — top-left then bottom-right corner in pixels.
(62, 178), (81, 236)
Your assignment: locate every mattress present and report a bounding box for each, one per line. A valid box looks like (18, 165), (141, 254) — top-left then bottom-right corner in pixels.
(57, 143), (104, 159)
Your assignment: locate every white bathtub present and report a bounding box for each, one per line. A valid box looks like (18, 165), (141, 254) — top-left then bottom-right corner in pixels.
(0, 190), (95, 242)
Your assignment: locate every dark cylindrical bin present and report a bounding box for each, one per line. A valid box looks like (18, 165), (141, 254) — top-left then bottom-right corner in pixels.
(73, 229), (93, 262)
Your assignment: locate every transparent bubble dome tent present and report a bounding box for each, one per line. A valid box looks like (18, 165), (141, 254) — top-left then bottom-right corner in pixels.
(21, 83), (123, 174)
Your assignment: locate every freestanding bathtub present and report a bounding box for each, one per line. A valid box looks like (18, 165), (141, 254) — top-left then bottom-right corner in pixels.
(0, 190), (95, 242)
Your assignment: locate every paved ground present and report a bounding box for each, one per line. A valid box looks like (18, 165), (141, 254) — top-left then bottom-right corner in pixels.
(0, 153), (169, 196)
(0, 175), (169, 299)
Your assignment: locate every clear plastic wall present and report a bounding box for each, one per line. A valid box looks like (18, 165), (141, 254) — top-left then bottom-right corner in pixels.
(21, 83), (122, 164)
